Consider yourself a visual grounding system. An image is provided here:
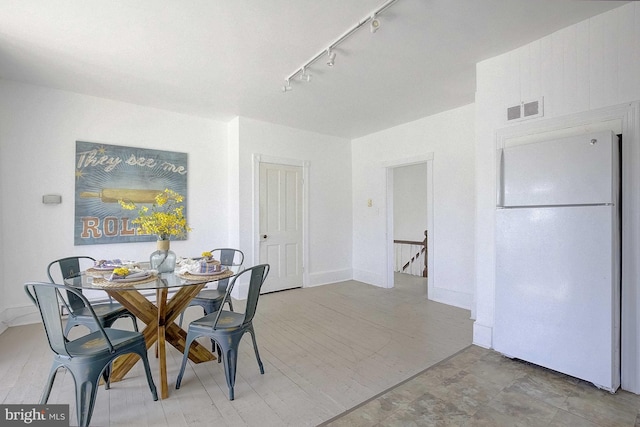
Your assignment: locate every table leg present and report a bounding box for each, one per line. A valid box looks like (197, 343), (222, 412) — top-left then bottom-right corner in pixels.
(157, 288), (169, 398)
(106, 285), (215, 398)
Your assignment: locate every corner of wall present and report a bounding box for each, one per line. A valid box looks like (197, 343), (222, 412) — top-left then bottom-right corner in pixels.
(430, 287), (473, 311)
(227, 117), (241, 248)
(472, 321), (493, 349)
(308, 268), (353, 287)
(352, 269), (385, 287)
(1, 305), (41, 331)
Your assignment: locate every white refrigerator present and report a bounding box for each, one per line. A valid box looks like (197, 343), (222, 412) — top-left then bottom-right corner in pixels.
(494, 130), (620, 392)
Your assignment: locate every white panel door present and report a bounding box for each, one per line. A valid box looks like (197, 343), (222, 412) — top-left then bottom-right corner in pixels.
(259, 162), (303, 293)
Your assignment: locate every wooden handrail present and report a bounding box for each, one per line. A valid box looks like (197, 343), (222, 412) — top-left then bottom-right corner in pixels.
(393, 230), (428, 277)
(394, 239), (423, 245)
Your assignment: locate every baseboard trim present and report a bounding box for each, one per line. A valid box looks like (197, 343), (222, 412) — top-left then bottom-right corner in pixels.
(1, 305), (40, 331)
(473, 321), (493, 348)
(352, 269), (385, 287)
(307, 269), (352, 287)
(429, 286), (473, 311)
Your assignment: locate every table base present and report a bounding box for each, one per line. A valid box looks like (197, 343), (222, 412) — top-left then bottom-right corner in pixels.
(106, 283), (215, 399)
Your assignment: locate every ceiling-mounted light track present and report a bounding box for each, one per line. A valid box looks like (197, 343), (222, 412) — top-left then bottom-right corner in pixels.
(281, 0), (399, 92)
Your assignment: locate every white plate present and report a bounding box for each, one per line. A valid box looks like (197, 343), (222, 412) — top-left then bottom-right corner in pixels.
(93, 265), (117, 271)
(189, 267), (227, 276)
(109, 272), (152, 282)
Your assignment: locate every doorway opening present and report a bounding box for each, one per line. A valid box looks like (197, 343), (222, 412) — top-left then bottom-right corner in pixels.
(392, 163), (429, 294)
(384, 154), (434, 296)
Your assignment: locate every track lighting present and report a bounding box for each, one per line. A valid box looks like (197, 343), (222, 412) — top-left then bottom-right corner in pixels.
(299, 67), (311, 82)
(326, 49), (336, 67)
(281, 0), (398, 92)
(370, 15), (381, 33)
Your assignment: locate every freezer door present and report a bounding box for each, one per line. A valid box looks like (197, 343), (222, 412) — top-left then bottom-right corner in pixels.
(498, 130), (617, 207)
(494, 205), (620, 391)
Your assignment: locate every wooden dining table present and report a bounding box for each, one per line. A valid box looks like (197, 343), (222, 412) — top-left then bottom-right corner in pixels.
(64, 264), (239, 399)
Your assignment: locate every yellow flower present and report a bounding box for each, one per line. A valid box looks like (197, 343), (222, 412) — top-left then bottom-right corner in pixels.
(113, 267), (129, 276)
(118, 188), (191, 240)
(201, 251), (212, 258)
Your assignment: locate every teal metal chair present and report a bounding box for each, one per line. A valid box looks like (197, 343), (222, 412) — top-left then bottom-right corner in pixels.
(175, 264), (269, 400)
(47, 256), (138, 336)
(25, 281), (158, 427)
(178, 248), (244, 328)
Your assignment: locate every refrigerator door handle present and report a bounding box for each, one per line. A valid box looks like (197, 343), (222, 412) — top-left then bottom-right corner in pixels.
(496, 148), (505, 207)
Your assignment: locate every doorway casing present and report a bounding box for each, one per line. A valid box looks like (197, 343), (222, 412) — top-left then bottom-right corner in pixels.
(384, 153), (434, 295)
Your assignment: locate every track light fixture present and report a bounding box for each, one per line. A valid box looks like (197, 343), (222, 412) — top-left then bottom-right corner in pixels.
(281, 0), (398, 92)
(370, 15), (381, 33)
(299, 67), (311, 82)
(326, 49), (336, 67)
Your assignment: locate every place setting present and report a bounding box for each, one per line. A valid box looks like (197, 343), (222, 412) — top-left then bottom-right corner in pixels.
(88, 260), (158, 287)
(175, 251), (233, 281)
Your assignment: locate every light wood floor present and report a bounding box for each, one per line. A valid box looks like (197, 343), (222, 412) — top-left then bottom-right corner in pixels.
(0, 274), (473, 426)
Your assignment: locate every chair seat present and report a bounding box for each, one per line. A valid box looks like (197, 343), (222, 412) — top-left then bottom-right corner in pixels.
(71, 302), (129, 318)
(193, 289), (225, 302)
(190, 311), (245, 332)
(66, 328), (145, 357)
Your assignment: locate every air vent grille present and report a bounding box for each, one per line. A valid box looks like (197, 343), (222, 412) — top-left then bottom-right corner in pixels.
(523, 101), (539, 117)
(507, 105), (521, 121)
(506, 97), (544, 122)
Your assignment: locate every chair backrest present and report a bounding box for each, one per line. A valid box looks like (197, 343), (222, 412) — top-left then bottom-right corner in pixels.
(210, 249), (244, 292)
(47, 256), (96, 310)
(24, 282), (113, 356)
(243, 264), (269, 325)
(213, 264), (269, 330)
(211, 248), (244, 267)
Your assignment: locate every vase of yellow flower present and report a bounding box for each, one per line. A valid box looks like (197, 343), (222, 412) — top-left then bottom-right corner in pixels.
(150, 238), (177, 273)
(119, 188), (191, 273)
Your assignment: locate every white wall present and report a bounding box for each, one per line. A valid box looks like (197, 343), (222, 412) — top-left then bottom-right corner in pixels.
(473, 2), (640, 391)
(232, 117), (353, 295)
(352, 104), (476, 310)
(0, 80), (228, 329)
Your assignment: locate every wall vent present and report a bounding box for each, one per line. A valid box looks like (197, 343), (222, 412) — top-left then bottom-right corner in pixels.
(507, 105), (521, 121)
(506, 97), (544, 122)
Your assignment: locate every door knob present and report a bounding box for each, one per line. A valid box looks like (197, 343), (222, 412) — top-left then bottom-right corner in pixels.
(262, 234), (268, 239)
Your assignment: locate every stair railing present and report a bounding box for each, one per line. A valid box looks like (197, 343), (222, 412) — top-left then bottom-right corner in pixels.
(393, 230), (428, 277)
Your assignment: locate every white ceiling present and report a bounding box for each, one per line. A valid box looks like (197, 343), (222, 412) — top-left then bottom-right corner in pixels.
(0, 0), (627, 139)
